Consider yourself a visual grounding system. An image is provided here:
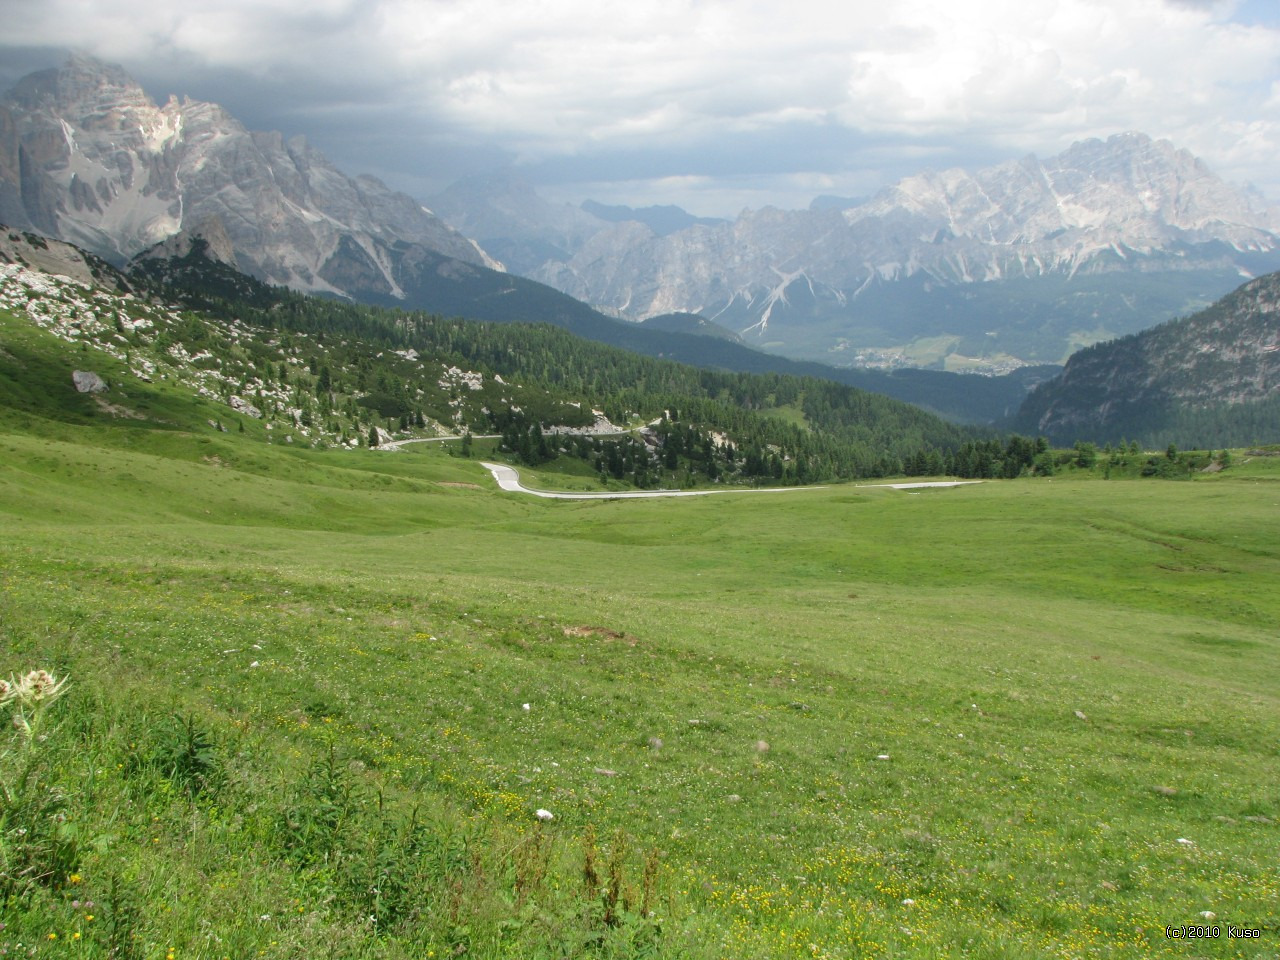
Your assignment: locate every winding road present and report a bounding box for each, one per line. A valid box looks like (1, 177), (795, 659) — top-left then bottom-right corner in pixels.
(479, 462), (828, 499)
(479, 462), (983, 500)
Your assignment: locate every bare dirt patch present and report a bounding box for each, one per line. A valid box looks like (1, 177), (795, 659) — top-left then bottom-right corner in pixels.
(563, 625), (639, 646)
(92, 396), (147, 419)
(438, 481), (482, 489)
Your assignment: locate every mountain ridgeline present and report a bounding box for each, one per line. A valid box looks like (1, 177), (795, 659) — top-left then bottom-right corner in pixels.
(0, 56), (1046, 425)
(5, 227), (1021, 487)
(5, 55), (1276, 452)
(1009, 272), (1280, 447)
(439, 136), (1280, 370)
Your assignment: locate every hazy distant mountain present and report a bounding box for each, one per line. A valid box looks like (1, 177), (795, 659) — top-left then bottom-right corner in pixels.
(637, 311), (742, 342)
(0, 55), (497, 299)
(808, 195), (868, 212)
(1009, 272), (1280, 447)
(580, 200), (727, 236)
(427, 171), (606, 275)
(441, 134), (1280, 371)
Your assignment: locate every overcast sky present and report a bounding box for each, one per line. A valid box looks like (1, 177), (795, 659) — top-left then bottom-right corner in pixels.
(2, 0), (1278, 217)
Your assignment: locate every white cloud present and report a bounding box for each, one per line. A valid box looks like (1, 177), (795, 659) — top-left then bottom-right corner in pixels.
(3, 0), (1279, 211)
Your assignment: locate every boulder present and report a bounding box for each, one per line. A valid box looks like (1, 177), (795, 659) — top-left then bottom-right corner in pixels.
(229, 395), (262, 418)
(72, 370), (107, 393)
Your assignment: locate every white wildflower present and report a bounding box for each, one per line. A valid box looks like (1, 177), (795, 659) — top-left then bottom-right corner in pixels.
(535, 808), (554, 822)
(16, 669), (69, 705)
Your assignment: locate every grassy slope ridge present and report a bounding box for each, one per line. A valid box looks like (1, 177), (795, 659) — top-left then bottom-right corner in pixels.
(1, 287), (1278, 957)
(128, 249), (981, 480)
(242, 240), (1045, 426)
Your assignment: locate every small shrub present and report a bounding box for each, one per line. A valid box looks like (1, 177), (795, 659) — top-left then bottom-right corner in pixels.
(153, 712), (220, 796)
(123, 710), (222, 798)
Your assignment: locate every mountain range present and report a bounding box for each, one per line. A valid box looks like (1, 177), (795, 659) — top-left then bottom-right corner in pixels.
(3, 55), (1278, 440)
(0, 56), (1059, 424)
(0, 55), (497, 296)
(435, 136), (1280, 371)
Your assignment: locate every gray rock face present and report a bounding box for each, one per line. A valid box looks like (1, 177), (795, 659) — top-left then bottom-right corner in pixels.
(0, 56), (498, 299)
(72, 370), (107, 393)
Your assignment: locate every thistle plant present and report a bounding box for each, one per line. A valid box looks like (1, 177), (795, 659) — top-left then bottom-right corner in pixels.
(2, 669), (71, 743)
(0, 668), (77, 898)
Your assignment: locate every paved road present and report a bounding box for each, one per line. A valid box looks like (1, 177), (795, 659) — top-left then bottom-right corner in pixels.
(479, 462), (829, 500)
(377, 434), (499, 451)
(479, 462), (984, 499)
(857, 480), (985, 489)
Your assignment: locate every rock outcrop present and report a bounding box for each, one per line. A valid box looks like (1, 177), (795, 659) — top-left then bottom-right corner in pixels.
(71, 370), (107, 393)
(0, 56), (498, 301)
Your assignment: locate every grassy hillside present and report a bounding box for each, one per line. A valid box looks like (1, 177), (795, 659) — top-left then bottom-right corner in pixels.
(131, 235), (1042, 427)
(1, 303), (1277, 958)
(127, 249), (986, 482)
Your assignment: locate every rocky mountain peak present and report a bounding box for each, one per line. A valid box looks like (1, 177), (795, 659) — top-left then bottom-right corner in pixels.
(6, 54), (140, 113)
(136, 214), (238, 268)
(0, 55), (494, 301)
(475, 131), (1280, 368)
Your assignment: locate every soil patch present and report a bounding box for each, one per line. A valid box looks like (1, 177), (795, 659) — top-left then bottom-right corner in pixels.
(563, 625), (639, 646)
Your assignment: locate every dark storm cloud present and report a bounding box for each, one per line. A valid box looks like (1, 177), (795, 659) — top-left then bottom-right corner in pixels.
(3, 1), (1278, 215)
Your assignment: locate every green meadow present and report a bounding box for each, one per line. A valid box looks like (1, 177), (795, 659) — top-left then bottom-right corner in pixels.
(1, 313), (1278, 958)
(2, 416), (1277, 958)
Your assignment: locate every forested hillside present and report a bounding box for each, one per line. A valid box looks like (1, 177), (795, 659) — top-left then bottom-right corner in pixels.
(1010, 271), (1280, 447)
(3, 231), (1013, 488)
(137, 247), (988, 483)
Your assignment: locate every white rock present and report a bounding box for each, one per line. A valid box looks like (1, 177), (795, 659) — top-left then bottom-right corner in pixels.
(72, 370), (108, 393)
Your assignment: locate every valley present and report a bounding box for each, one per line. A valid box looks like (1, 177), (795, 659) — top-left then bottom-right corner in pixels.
(1, 242), (1277, 957)
(1, 48), (1278, 960)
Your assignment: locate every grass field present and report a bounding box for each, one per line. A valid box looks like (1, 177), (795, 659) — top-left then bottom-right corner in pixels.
(1, 309), (1278, 957)
(1, 409), (1277, 958)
